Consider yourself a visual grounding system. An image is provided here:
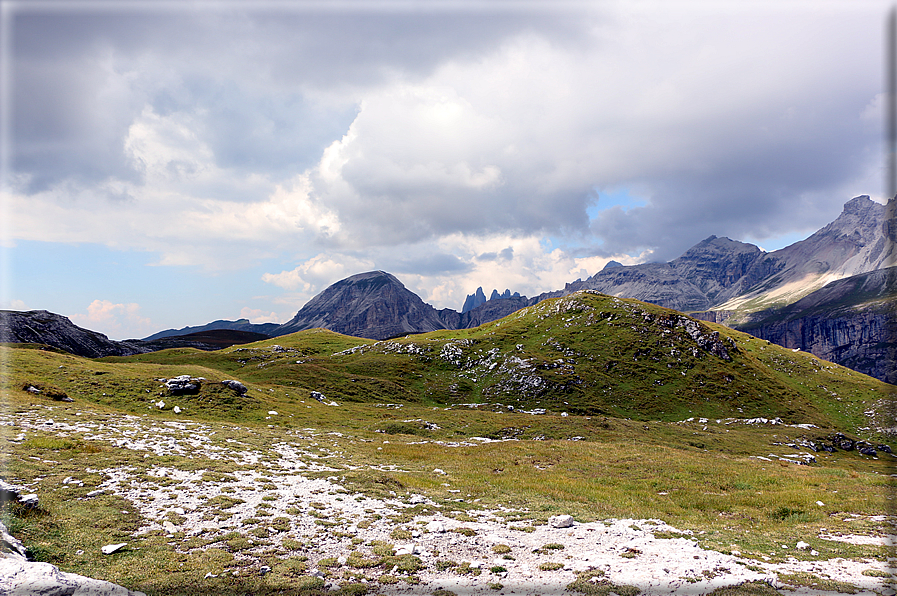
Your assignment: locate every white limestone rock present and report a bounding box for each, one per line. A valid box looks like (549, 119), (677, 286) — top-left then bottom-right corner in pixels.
(0, 557), (147, 596)
(549, 514), (575, 528)
(101, 543), (127, 555)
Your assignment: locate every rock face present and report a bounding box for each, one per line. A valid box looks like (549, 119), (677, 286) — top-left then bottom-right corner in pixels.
(0, 311), (269, 358)
(461, 287), (487, 313)
(735, 267), (897, 383)
(713, 195), (895, 314)
(0, 555), (147, 596)
(563, 236), (763, 312)
(0, 310), (145, 358)
(461, 287), (522, 314)
(562, 196), (892, 315)
(274, 271), (449, 340)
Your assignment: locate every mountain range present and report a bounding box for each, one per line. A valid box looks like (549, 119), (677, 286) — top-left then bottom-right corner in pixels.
(2, 195), (892, 382)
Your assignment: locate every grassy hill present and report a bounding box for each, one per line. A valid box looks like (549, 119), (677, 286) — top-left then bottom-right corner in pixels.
(86, 291), (890, 433)
(1, 291), (894, 596)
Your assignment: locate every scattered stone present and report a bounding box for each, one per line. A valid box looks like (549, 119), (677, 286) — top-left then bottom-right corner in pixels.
(268, 411), (278, 416)
(433, 468), (446, 475)
(86, 489), (105, 498)
(101, 543), (127, 555)
(221, 380), (247, 395)
(173, 406), (182, 414)
(426, 521), (446, 533)
(549, 514), (574, 528)
(156, 401), (165, 409)
(165, 375), (199, 394)
(796, 541), (811, 550)
(18, 494), (38, 510)
(0, 480), (24, 505)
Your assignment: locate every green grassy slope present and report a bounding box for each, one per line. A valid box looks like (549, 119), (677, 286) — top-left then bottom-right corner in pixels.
(84, 291), (892, 434)
(2, 291), (895, 596)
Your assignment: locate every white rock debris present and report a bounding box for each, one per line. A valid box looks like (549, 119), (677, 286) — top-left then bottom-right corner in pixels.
(1, 407), (893, 596)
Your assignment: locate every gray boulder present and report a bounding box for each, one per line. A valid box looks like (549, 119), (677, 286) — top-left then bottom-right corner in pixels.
(164, 376), (199, 394)
(0, 556), (147, 596)
(221, 380), (247, 395)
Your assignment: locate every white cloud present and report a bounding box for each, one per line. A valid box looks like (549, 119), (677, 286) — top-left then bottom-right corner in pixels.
(262, 232), (646, 312)
(71, 299), (152, 339)
(5, 2), (887, 326)
(0, 299), (28, 311)
(262, 253), (375, 294)
(239, 307), (285, 325)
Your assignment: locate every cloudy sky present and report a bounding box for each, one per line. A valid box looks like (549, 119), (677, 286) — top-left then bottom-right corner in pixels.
(1, 0), (890, 339)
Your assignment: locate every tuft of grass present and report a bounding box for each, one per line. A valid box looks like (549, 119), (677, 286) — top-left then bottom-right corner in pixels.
(568, 569), (641, 595)
(705, 582), (780, 595)
(777, 572), (860, 594)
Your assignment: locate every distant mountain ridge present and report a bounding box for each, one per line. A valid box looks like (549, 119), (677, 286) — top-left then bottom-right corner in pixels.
(562, 195), (893, 316)
(3, 195), (891, 382)
(143, 319), (281, 341)
(733, 266), (897, 384)
(0, 311), (270, 358)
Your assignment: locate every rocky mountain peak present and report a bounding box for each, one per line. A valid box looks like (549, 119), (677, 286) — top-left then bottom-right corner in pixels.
(461, 287), (488, 313)
(275, 270), (448, 340)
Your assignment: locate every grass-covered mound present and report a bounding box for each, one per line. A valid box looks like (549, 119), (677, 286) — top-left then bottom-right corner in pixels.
(93, 291), (893, 432)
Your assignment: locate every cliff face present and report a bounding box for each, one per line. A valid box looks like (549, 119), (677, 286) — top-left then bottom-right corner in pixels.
(552, 196), (893, 316)
(0, 310), (145, 358)
(739, 310), (894, 384)
(0, 311), (270, 357)
(735, 267), (896, 383)
(715, 195), (894, 313)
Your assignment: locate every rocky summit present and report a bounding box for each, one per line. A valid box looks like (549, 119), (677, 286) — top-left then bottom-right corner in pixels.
(566, 196), (893, 316)
(274, 271), (449, 340)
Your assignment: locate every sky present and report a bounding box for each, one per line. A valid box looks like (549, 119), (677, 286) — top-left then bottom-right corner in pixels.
(0, 0), (891, 339)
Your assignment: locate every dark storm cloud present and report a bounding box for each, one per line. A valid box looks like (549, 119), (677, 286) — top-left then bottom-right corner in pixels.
(9, 4), (596, 194)
(6, 1), (889, 290)
(381, 252), (472, 276)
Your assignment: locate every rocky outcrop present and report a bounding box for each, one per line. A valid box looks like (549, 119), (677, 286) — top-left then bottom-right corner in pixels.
(0, 482), (145, 596)
(735, 267), (897, 383)
(461, 287), (487, 313)
(0, 311), (269, 358)
(461, 287), (522, 313)
(0, 310), (145, 358)
(274, 271), (449, 340)
(0, 542), (147, 596)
